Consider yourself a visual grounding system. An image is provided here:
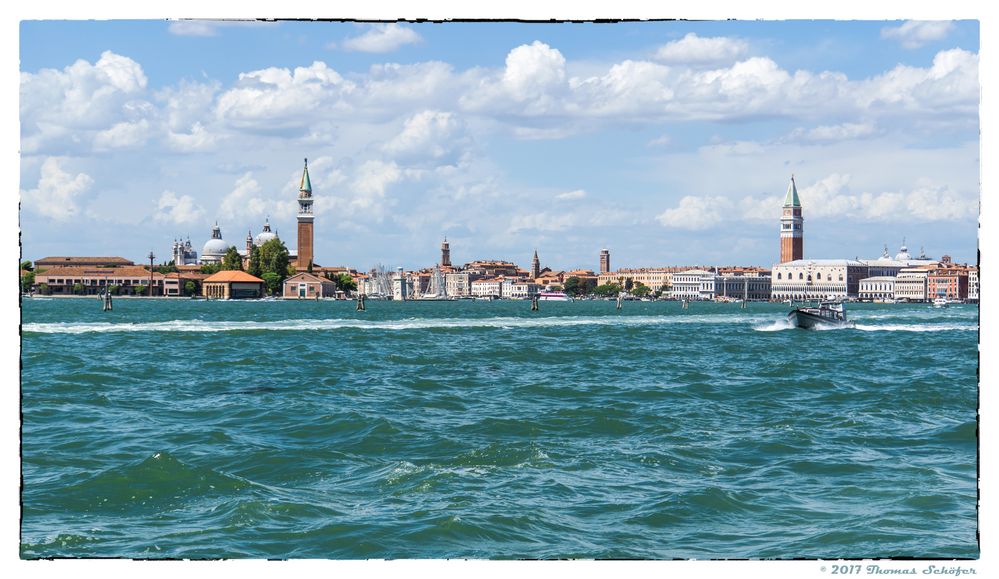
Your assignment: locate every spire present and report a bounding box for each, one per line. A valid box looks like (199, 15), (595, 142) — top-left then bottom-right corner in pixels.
(783, 174), (801, 207)
(300, 157), (312, 193)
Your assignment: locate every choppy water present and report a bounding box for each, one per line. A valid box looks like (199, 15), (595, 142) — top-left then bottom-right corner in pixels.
(20, 298), (979, 559)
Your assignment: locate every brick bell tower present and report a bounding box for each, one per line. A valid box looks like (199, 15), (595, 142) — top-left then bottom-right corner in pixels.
(780, 175), (803, 263)
(297, 158), (314, 270)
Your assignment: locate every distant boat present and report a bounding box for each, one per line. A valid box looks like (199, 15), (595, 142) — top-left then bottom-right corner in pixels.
(933, 296), (949, 308)
(537, 291), (571, 302)
(787, 301), (853, 329)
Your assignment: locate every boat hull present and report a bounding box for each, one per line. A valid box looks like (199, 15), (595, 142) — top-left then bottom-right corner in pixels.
(787, 309), (851, 329)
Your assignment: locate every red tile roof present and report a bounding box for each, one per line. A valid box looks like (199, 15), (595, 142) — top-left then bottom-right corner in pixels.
(203, 270), (265, 283)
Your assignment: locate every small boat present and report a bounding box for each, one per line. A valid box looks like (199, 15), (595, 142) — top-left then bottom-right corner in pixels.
(933, 297), (949, 308)
(787, 301), (853, 329)
(537, 291), (571, 302)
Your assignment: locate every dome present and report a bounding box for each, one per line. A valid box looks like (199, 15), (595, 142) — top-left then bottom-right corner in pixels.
(254, 219), (277, 246)
(203, 238), (229, 256)
(894, 243), (911, 261)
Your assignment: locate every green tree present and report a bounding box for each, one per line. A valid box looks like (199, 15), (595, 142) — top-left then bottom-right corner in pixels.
(21, 271), (35, 293)
(562, 276), (582, 297)
(37, 283), (49, 295)
(134, 284), (147, 295)
(261, 272), (282, 296)
(156, 262), (178, 274)
(184, 281), (196, 296)
(21, 260), (33, 272)
(593, 283), (622, 297)
(221, 246), (243, 271)
(623, 278), (634, 291)
(72, 282), (84, 295)
(631, 282), (651, 297)
(109, 285), (121, 295)
(248, 245), (262, 278)
(200, 263), (222, 275)
(335, 273), (357, 293)
(307, 259), (314, 274)
(258, 238), (290, 280)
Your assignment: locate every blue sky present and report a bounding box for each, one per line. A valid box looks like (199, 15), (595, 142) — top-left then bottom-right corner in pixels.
(19, 19), (980, 270)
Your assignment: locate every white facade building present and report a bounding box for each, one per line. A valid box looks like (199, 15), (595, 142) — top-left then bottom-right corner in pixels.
(671, 270), (713, 300)
(968, 267), (979, 303)
(470, 278), (502, 298)
(392, 267), (410, 300)
(770, 259), (868, 301)
(858, 276), (897, 301)
(894, 268), (931, 303)
(715, 273), (772, 301)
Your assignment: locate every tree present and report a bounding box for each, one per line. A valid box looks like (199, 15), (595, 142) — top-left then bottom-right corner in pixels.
(563, 276), (582, 297)
(258, 238), (290, 280)
(21, 271), (35, 293)
(631, 282), (651, 298)
(109, 285), (121, 295)
(335, 273), (357, 293)
(72, 282), (85, 295)
(134, 284), (147, 296)
(200, 263), (222, 275)
(221, 246), (243, 271)
(261, 272), (282, 296)
(156, 262), (178, 274)
(623, 278), (634, 291)
(37, 283), (49, 295)
(21, 260), (33, 272)
(184, 281), (196, 296)
(593, 283), (622, 297)
(248, 245), (262, 278)
(307, 259), (313, 274)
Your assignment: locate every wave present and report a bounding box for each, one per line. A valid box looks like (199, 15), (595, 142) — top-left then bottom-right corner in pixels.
(23, 314), (769, 334)
(754, 320), (977, 333)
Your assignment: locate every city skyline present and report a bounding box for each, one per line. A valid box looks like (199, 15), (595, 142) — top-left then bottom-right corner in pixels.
(19, 19), (980, 270)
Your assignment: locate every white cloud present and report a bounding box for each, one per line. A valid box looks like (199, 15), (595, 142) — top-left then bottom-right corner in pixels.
(461, 41), (567, 115)
(20, 158), (94, 221)
(167, 122), (221, 151)
(655, 33), (749, 65)
(382, 110), (464, 161)
(21, 51), (150, 153)
(881, 21), (955, 49)
(342, 24), (422, 53)
(647, 134), (671, 147)
(215, 61), (354, 131)
(167, 20), (272, 37)
(154, 190), (205, 225)
(859, 48), (978, 114)
(656, 195), (729, 230)
(555, 189), (586, 200)
(93, 119), (150, 150)
(784, 122), (879, 143)
(219, 172), (294, 222)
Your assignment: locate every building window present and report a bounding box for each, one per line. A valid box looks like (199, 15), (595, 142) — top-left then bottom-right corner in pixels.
(799, 273), (803, 280)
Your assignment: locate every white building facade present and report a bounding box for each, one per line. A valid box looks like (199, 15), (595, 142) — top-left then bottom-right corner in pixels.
(770, 259), (868, 301)
(858, 276), (897, 301)
(671, 270), (713, 300)
(968, 267), (979, 303)
(894, 268), (931, 302)
(715, 273), (772, 301)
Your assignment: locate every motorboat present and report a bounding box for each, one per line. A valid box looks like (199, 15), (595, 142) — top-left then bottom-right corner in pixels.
(787, 301), (853, 329)
(933, 296), (949, 308)
(537, 291), (571, 301)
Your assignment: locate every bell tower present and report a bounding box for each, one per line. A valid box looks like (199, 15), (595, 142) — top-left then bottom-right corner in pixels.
(297, 158), (314, 270)
(441, 237), (451, 268)
(780, 175), (803, 263)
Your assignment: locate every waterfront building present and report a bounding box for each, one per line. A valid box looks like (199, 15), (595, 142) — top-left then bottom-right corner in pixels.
(441, 238), (452, 268)
(927, 263), (969, 302)
(531, 250), (541, 280)
(535, 270), (565, 289)
(201, 223), (230, 264)
(715, 268), (772, 301)
(861, 242), (936, 277)
(392, 267), (410, 300)
(671, 269), (714, 300)
(858, 276), (897, 301)
(163, 271), (209, 296)
(507, 280), (542, 299)
(471, 277), (503, 298)
(34, 265), (166, 295)
(598, 267), (686, 292)
(968, 267), (979, 303)
(464, 260), (520, 277)
(283, 272), (336, 299)
(35, 256), (134, 268)
(780, 175), (804, 263)
(171, 238), (198, 266)
(202, 270), (265, 299)
(895, 267), (933, 302)
(297, 158), (315, 270)
(599, 249), (611, 274)
(770, 259), (868, 301)
(445, 271), (480, 297)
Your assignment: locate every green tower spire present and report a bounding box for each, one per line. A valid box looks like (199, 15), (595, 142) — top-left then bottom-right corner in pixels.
(783, 175), (801, 207)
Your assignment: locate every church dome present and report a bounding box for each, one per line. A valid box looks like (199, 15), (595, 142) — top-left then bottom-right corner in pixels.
(894, 241), (911, 261)
(202, 223), (229, 258)
(254, 219), (277, 246)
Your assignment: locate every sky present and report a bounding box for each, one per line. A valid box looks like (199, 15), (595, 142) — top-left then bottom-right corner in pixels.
(18, 18), (981, 271)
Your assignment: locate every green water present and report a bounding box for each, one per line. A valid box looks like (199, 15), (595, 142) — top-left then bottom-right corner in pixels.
(20, 298), (979, 559)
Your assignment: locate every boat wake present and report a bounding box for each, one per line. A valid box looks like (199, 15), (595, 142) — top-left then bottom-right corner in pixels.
(752, 319), (796, 332)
